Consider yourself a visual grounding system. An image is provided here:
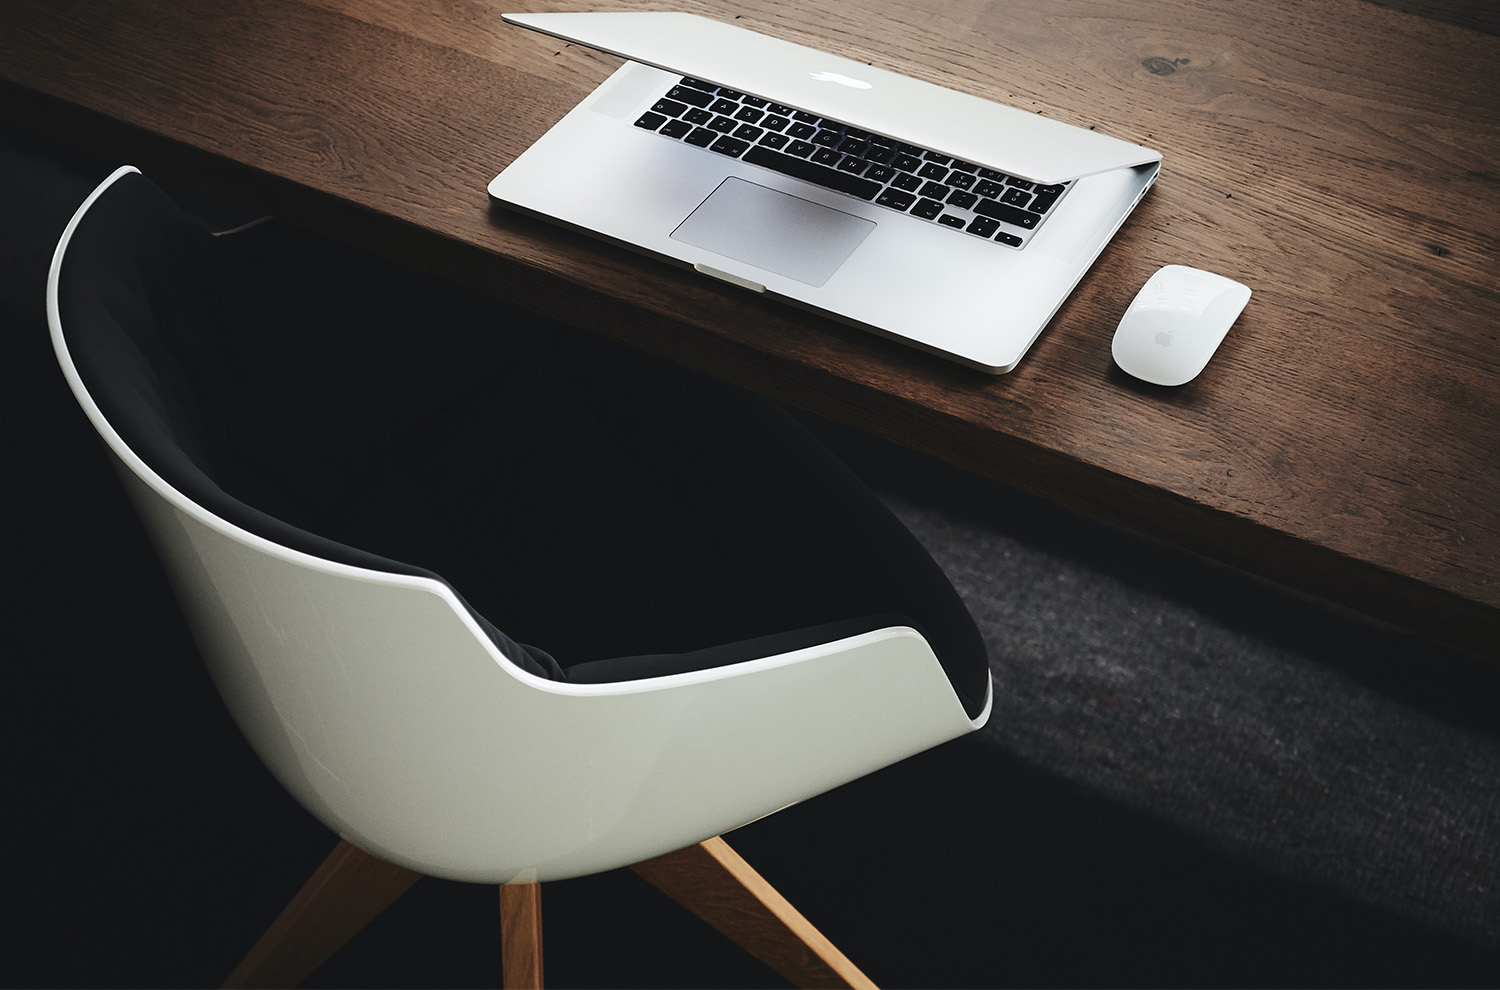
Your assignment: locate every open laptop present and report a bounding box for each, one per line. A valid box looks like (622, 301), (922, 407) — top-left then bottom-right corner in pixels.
(488, 11), (1161, 373)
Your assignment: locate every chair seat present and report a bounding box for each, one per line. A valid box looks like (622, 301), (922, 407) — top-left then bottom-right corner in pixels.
(48, 165), (992, 985)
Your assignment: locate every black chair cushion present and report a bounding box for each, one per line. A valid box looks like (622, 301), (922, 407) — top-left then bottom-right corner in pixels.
(57, 171), (990, 716)
(56, 171), (564, 679)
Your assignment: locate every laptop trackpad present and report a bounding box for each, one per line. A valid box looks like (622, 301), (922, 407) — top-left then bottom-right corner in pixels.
(671, 177), (875, 288)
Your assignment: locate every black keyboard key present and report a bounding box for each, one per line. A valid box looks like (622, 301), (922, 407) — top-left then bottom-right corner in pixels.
(892, 172), (923, 192)
(708, 115), (738, 133)
(837, 156), (869, 175)
(652, 98), (690, 117)
(918, 162), (949, 182)
(787, 140), (817, 157)
(1000, 186), (1031, 207)
(717, 88), (745, 101)
(660, 118), (694, 139)
(919, 180), (951, 199)
(635, 112), (668, 131)
(792, 110), (820, 123)
(684, 107), (713, 125)
(742, 95), (768, 108)
(938, 214), (966, 229)
(892, 153), (922, 172)
(876, 188), (917, 211)
(768, 103), (794, 115)
(734, 123), (764, 141)
(709, 98), (740, 115)
(735, 106), (764, 123)
(684, 127), (717, 148)
(710, 135), (751, 157)
(912, 198), (945, 220)
(758, 131), (790, 150)
(761, 114), (791, 131)
(838, 137), (871, 156)
(787, 122), (817, 140)
(666, 86), (715, 108)
(811, 147), (842, 167)
(996, 231), (1024, 247)
(1029, 184), (1065, 213)
(865, 164), (896, 183)
(924, 152), (951, 165)
(864, 144), (894, 164)
(947, 172), (976, 190)
(741, 145), (882, 200)
(974, 198), (1039, 228)
(812, 129), (842, 146)
(947, 189), (978, 209)
(1005, 177), (1035, 190)
(949, 160), (979, 173)
(679, 77), (716, 91)
(967, 216), (1000, 238)
(974, 179), (1005, 198)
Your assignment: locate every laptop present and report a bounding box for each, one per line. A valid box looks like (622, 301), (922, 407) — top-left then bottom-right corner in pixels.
(487, 11), (1161, 373)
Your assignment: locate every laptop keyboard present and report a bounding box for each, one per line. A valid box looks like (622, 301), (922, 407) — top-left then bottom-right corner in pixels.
(634, 77), (1071, 249)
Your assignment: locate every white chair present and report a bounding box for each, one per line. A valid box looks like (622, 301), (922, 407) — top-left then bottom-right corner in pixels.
(48, 165), (992, 987)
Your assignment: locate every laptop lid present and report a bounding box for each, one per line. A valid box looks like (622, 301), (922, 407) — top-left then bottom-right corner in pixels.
(503, 10), (1161, 185)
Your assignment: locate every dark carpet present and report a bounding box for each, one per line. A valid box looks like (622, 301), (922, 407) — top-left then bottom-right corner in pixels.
(5, 120), (1497, 988)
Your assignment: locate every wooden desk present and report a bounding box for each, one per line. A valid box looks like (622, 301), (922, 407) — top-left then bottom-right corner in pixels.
(4, 0), (1497, 658)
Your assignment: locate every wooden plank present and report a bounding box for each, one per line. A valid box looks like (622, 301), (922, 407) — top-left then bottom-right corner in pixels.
(498, 883), (545, 989)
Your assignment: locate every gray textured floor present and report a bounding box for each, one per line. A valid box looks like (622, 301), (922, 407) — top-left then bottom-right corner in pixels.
(879, 476), (1500, 951)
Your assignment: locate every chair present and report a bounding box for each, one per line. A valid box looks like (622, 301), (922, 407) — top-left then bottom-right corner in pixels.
(47, 166), (992, 988)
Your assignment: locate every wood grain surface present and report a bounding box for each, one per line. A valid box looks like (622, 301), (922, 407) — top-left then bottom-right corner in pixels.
(3, 0), (1496, 657)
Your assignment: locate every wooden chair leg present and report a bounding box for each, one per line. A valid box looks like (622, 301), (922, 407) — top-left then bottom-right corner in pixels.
(222, 838), (421, 989)
(630, 836), (877, 990)
(499, 882), (545, 989)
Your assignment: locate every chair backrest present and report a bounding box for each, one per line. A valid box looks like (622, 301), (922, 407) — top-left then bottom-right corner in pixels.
(48, 167), (986, 883)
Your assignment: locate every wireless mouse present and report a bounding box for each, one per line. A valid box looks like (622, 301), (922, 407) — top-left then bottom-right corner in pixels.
(1111, 265), (1251, 386)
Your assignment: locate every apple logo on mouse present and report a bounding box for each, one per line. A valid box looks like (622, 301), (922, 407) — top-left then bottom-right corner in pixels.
(1155, 330), (1174, 346)
(810, 70), (873, 89)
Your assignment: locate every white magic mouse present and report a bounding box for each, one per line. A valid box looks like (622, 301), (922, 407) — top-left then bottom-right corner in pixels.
(1112, 265), (1251, 386)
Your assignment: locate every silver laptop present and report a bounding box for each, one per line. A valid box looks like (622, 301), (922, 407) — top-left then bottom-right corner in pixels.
(488, 11), (1161, 373)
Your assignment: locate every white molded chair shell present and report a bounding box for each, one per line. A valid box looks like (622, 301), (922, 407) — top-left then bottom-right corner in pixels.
(48, 166), (991, 885)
